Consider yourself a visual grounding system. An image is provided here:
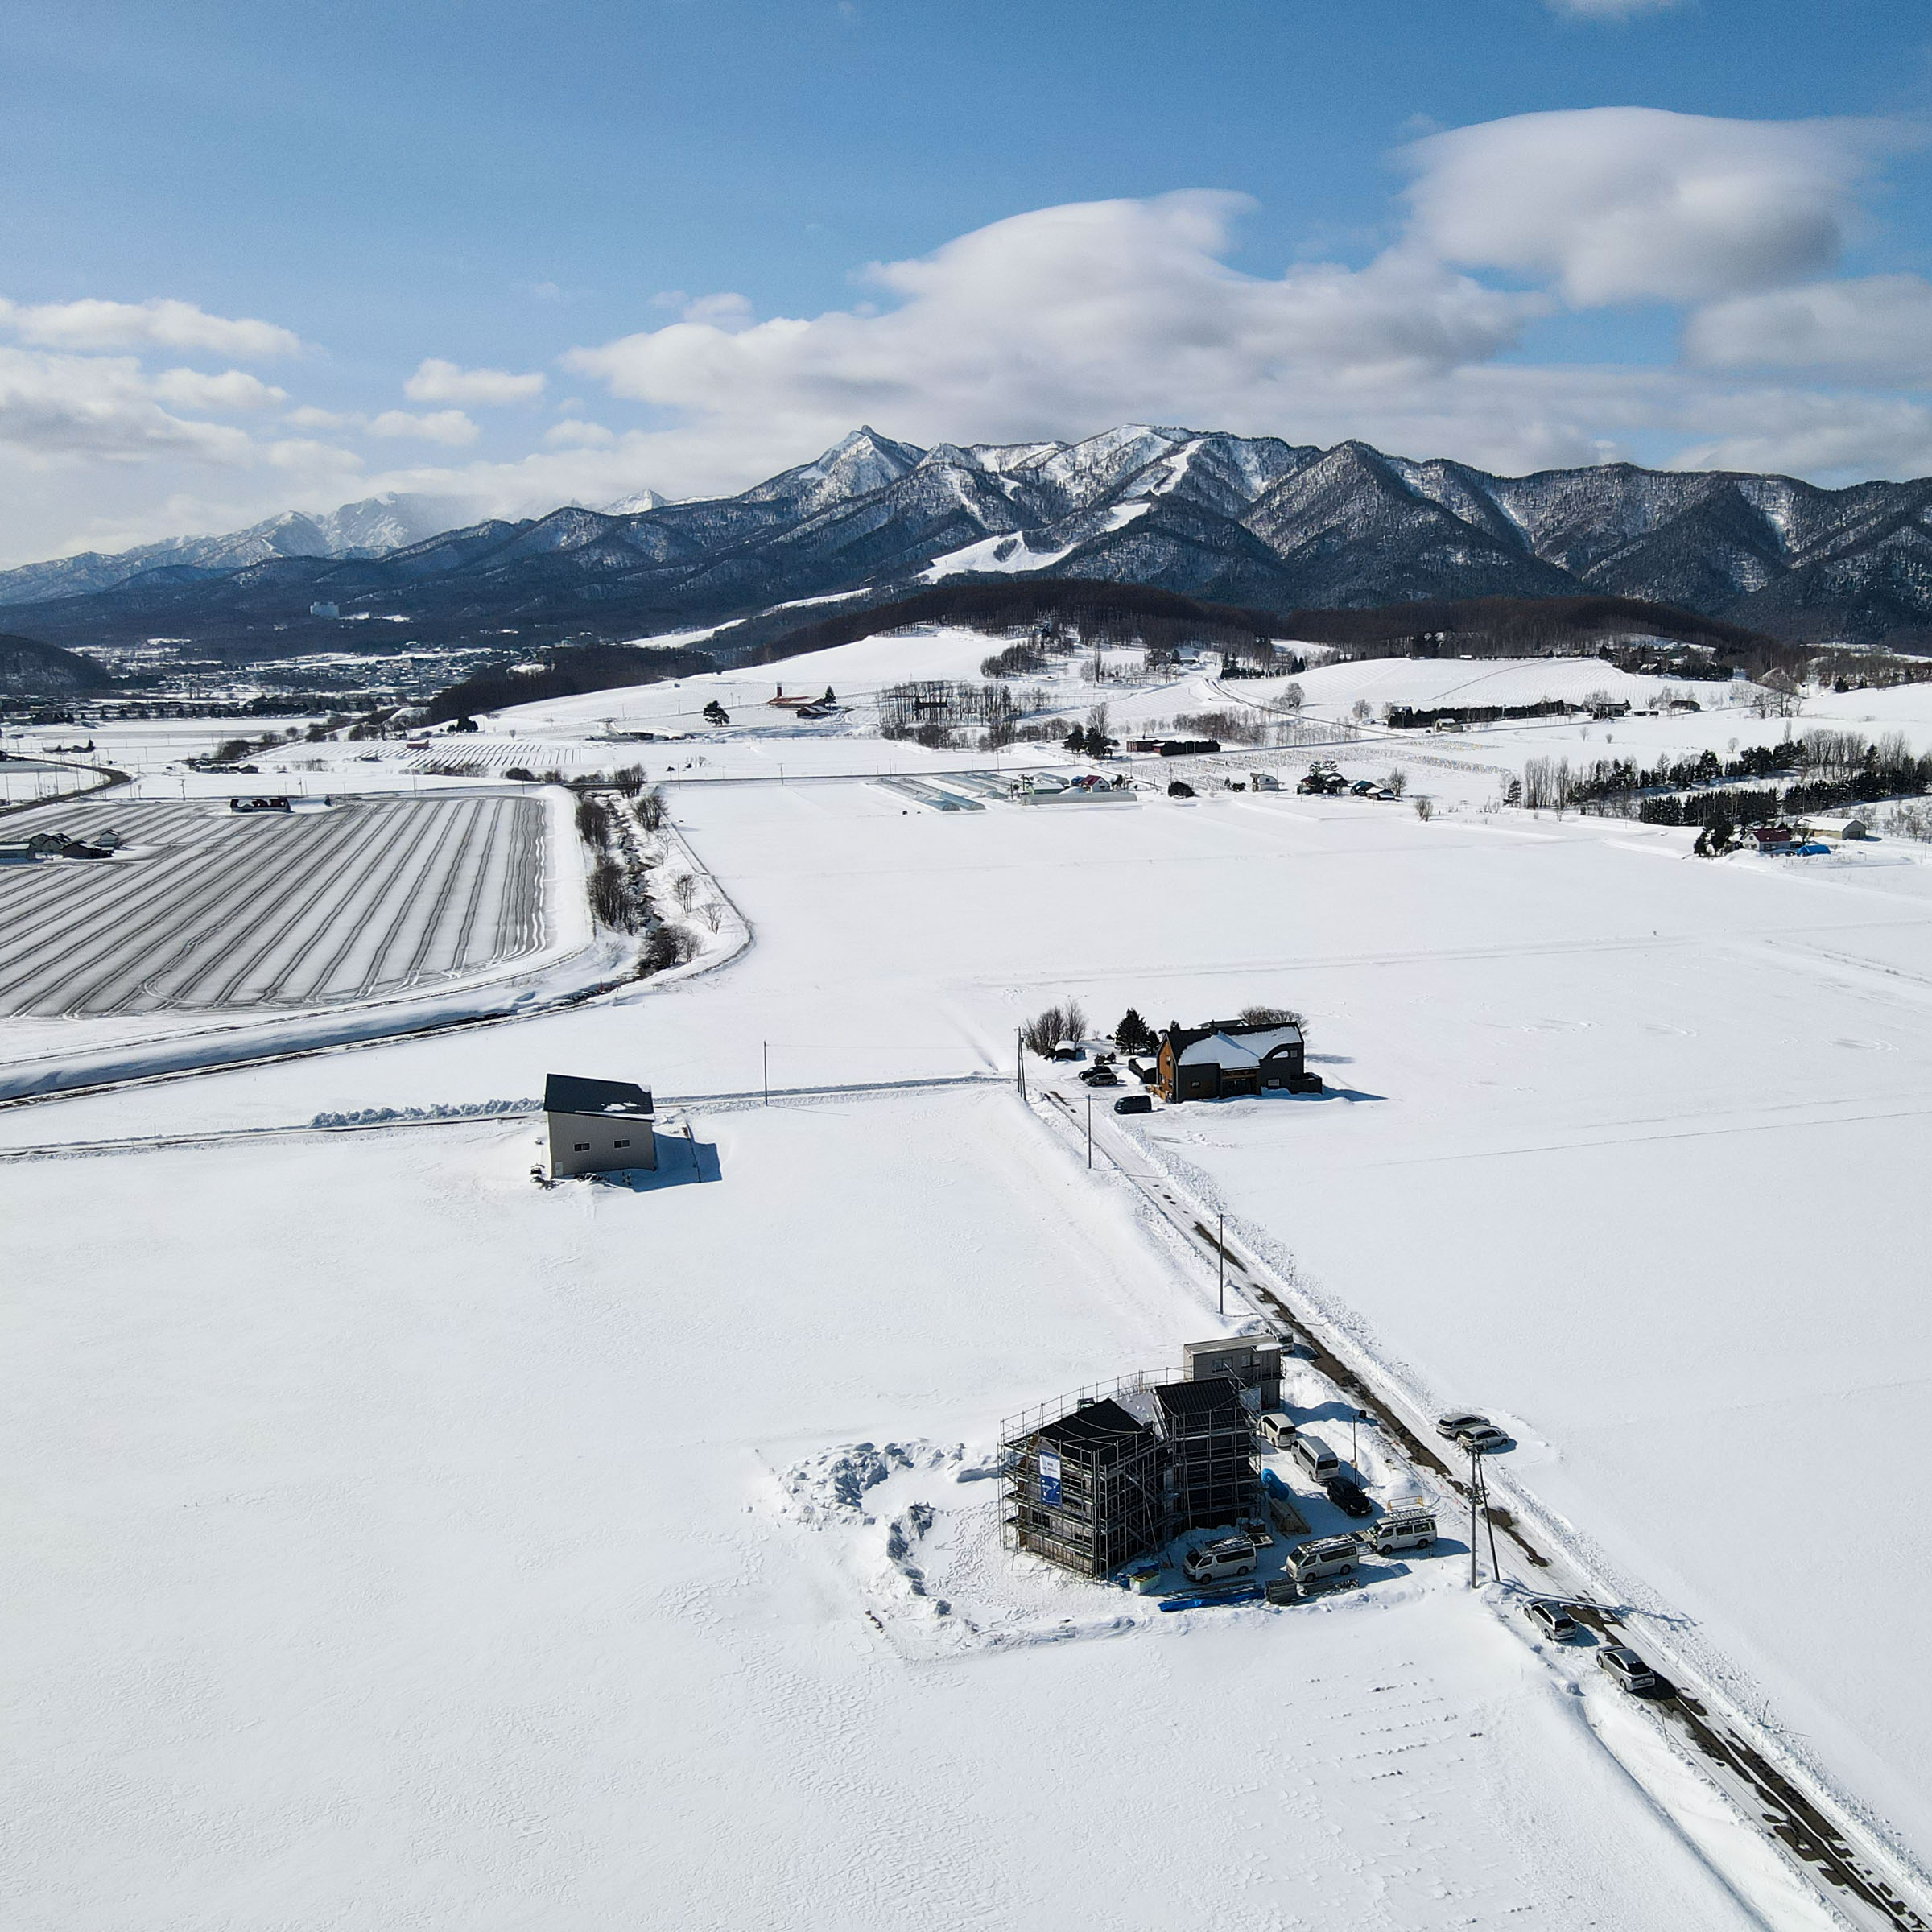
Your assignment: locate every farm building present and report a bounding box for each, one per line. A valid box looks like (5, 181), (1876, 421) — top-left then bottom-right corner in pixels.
(1001, 1342), (1265, 1580)
(544, 1073), (657, 1178)
(1749, 824), (1798, 853)
(1157, 1019), (1323, 1103)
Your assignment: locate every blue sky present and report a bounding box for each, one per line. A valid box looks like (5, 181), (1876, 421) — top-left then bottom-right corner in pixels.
(2, 0), (1931, 560)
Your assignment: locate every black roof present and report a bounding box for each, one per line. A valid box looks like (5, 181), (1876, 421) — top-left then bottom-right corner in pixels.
(1153, 1377), (1245, 1426)
(1038, 1398), (1155, 1461)
(543, 1074), (654, 1119)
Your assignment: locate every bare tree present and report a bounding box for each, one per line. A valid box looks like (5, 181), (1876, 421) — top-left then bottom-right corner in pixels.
(1236, 1004), (1306, 1038)
(672, 873), (700, 912)
(634, 786), (667, 832)
(1279, 682), (1305, 712)
(1414, 795), (1435, 822)
(702, 901), (724, 932)
(1386, 767), (1410, 797)
(1350, 698), (1372, 724)
(1021, 998), (1090, 1056)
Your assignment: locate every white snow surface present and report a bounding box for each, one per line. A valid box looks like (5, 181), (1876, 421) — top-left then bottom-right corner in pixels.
(9, 641), (1932, 1926)
(4, 1095), (1794, 1930)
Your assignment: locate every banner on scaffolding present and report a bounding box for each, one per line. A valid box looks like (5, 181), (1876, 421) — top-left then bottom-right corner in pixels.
(1038, 1451), (1061, 1507)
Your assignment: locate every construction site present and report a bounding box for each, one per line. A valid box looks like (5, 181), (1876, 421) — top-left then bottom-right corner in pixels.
(1001, 1338), (1280, 1580)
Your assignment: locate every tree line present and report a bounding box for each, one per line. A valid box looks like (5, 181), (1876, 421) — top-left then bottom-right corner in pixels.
(1518, 727), (1930, 821)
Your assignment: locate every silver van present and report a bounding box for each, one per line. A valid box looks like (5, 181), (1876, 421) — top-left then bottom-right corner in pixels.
(1365, 1509), (1436, 1554)
(1292, 1433), (1340, 1482)
(1183, 1535), (1257, 1584)
(1285, 1534), (1359, 1583)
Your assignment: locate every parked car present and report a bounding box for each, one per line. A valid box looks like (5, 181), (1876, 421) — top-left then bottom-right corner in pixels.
(1325, 1476), (1375, 1519)
(1183, 1535), (1257, 1584)
(1167, 780), (1196, 798)
(1456, 1425), (1511, 1455)
(1435, 1412), (1492, 1440)
(1113, 1092), (1152, 1115)
(1284, 1534), (1360, 1583)
(1364, 1508), (1436, 1554)
(1292, 1434), (1340, 1482)
(1525, 1600), (1579, 1641)
(1080, 1065), (1121, 1087)
(1598, 1645), (1659, 1694)
(1257, 1410), (1298, 1448)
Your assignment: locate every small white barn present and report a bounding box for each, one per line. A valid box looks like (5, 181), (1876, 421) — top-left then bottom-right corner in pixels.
(544, 1073), (656, 1178)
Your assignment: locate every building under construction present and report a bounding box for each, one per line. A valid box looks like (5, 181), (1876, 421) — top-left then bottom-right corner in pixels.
(1002, 1340), (1277, 1579)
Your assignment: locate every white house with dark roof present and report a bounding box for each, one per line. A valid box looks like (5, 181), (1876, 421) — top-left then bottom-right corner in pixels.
(543, 1073), (656, 1177)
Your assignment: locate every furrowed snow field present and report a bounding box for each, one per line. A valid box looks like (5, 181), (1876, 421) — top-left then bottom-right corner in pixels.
(0, 795), (547, 1016)
(2, 1096), (1798, 1931)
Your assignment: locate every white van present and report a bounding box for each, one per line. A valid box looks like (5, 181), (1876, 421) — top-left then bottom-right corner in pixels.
(1285, 1535), (1359, 1583)
(1258, 1411), (1298, 1449)
(1292, 1433), (1340, 1482)
(1365, 1509), (1436, 1555)
(1183, 1536), (1257, 1584)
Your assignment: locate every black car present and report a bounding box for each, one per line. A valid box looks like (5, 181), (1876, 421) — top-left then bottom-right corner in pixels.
(1113, 1093), (1152, 1115)
(1324, 1476), (1375, 1519)
(1167, 780), (1195, 798)
(1080, 1065), (1121, 1087)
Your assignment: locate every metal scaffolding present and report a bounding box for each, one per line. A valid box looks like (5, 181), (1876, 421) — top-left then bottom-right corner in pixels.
(1001, 1370), (1261, 1580)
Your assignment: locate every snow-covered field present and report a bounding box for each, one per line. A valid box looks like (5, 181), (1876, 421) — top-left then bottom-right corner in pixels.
(2, 1094), (1817, 1931)
(7, 634), (1932, 1926)
(0, 795), (547, 1016)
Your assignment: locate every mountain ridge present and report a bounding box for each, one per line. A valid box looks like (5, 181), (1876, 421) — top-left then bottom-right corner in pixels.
(9, 427), (1932, 652)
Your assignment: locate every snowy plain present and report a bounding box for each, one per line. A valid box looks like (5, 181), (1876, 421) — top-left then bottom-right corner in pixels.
(8, 632), (1932, 1926)
(3, 1094), (1818, 1931)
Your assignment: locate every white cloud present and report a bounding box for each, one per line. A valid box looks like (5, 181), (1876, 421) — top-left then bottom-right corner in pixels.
(1403, 108), (1905, 306)
(567, 192), (1535, 460)
(0, 295), (302, 361)
(543, 419), (616, 448)
(1686, 275), (1932, 383)
(0, 346), (253, 466)
(1542, 0), (1682, 19)
(366, 408), (480, 446)
(404, 357), (546, 405)
(151, 368), (287, 411)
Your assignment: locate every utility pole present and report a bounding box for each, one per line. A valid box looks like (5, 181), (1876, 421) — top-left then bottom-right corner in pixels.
(1086, 1095), (1092, 1168)
(1469, 1446), (1480, 1590)
(1480, 1452), (1501, 1581)
(1017, 1028), (1026, 1100)
(762, 1041), (769, 1105)
(1218, 1212), (1226, 1317)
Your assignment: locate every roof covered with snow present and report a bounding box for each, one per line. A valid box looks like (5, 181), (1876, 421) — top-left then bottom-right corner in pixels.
(543, 1073), (654, 1118)
(1176, 1024), (1302, 1067)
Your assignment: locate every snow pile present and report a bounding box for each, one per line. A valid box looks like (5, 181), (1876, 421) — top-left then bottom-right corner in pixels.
(778, 1438), (962, 1525)
(309, 1096), (539, 1127)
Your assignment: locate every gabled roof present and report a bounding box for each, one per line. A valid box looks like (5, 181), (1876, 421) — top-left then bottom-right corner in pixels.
(543, 1073), (654, 1118)
(1152, 1377), (1245, 1426)
(1038, 1397), (1155, 1462)
(1176, 1024), (1302, 1068)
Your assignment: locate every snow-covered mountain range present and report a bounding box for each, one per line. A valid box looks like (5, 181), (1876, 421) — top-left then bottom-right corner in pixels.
(0, 493), (481, 606)
(10, 427), (1932, 647)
